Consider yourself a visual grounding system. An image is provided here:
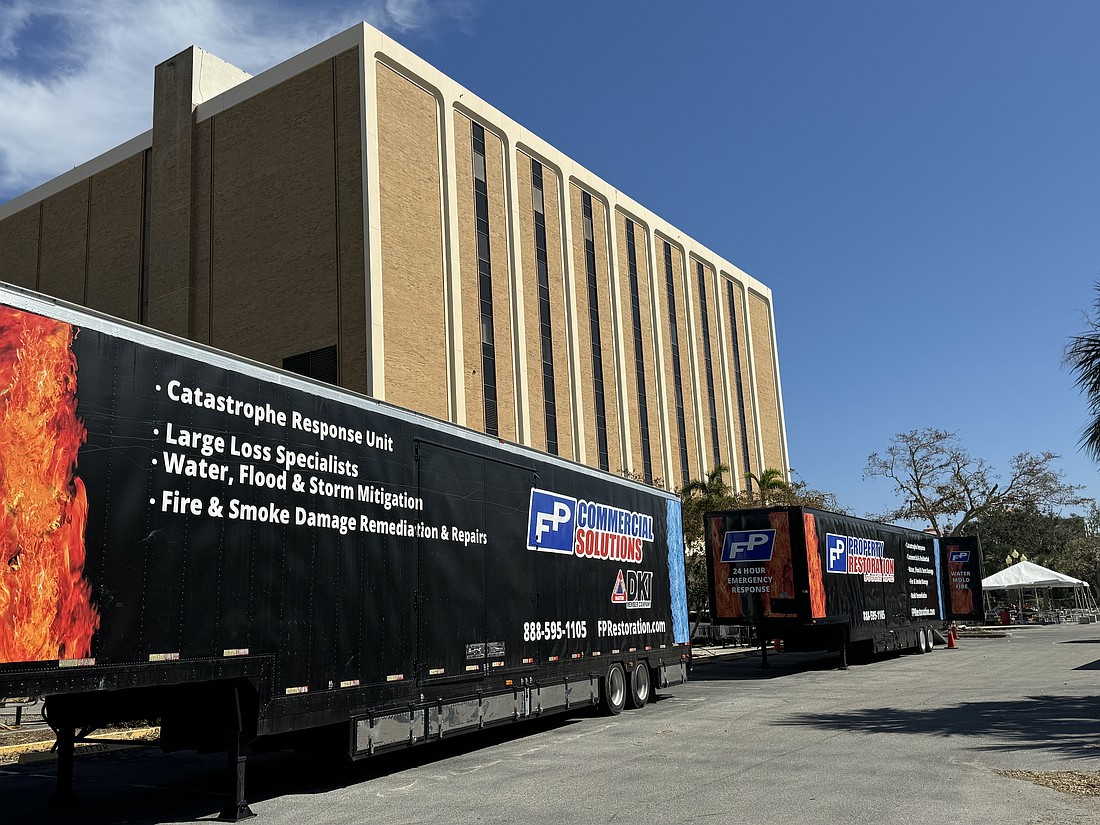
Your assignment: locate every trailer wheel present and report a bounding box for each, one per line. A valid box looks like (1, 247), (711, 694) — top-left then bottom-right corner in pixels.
(600, 663), (626, 715)
(626, 662), (651, 709)
(916, 627), (929, 654)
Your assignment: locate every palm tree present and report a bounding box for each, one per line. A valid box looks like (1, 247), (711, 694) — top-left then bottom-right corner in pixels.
(744, 468), (790, 506)
(679, 464), (734, 548)
(1066, 283), (1100, 461)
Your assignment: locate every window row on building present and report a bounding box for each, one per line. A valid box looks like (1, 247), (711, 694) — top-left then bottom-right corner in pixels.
(0, 25), (787, 493)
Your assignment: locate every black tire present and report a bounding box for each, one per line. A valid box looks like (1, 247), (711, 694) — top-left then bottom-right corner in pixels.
(916, 626), (928, 654)
(600, 663), (626, 715)
(626, 662), (651, 709)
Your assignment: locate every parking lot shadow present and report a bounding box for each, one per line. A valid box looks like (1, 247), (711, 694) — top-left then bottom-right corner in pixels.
(776, 693), (1100, 759)
(690, 650), (845, 681)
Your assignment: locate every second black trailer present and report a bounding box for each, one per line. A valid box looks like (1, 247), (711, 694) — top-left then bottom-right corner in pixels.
(704, 507), (944, 664)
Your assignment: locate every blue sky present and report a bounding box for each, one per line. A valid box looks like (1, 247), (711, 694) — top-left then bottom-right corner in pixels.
(2, 1), (1099, 522)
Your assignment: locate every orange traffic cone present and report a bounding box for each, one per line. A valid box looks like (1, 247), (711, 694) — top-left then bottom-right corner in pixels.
(947, 626), (958, 650)
(772, 638), (783, 653)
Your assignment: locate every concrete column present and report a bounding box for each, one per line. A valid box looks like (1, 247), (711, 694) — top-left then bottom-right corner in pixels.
(147, 47), (249, 337)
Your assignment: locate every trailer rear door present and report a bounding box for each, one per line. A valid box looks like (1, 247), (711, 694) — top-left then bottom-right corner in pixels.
(415, 442), (538, 683)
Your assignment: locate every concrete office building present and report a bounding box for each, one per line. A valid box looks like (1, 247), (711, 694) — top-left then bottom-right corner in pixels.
(0, 22), (788, 493)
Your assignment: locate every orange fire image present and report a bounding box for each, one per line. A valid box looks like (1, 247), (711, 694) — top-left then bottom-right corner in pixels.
(0, 305), (99, 663)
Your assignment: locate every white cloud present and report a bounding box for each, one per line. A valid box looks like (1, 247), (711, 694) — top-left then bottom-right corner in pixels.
(0, 0), (478, 201)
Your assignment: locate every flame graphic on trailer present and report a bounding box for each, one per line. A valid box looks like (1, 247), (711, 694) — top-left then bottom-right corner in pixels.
(0, 307), (99, 663)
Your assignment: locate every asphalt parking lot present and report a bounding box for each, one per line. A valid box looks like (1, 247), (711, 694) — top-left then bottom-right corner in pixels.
(2, 623), (1099, 824)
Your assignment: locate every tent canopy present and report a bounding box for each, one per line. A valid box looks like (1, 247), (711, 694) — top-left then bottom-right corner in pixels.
(982, 560), (1089, 590)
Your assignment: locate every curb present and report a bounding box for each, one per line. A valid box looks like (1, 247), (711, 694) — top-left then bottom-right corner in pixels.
(0, 727), (159, 764)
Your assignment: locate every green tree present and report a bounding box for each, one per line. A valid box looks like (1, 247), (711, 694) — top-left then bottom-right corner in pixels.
(678, 466), (848, 637)
(959, 503), (1088, 578)
(1065, 283), (1100, 461)
(744, 468), (789, 506)
(679, 464), (737, 549)
(771, 475), (851, 513)
(679, 465), (736, 636)
(865, 428), (1087, 536)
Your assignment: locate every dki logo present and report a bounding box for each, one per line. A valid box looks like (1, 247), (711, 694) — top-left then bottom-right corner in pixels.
(949, 550), (970, 563)
(720, 530), (776, 563)
(611, 569), (653, 609)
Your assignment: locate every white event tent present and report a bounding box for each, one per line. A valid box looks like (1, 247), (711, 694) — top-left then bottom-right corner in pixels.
(982, 560), (1098, 617)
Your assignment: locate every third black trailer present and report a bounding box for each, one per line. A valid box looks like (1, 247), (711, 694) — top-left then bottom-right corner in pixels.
(704, 507), (943, 664)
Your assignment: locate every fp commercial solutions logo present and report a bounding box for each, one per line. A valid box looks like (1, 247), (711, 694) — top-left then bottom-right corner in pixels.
(526, 489), (577, 554)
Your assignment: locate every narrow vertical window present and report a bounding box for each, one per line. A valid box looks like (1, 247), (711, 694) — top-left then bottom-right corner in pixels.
(726, 280), (752, 479)
(531, 160), (558, 454)
(582, 191), (609, 471)
(625, 219), (652, 483)
(664, 242), (690, 483)
(697, 260), (720, 468)
(472, 122), (498, 436)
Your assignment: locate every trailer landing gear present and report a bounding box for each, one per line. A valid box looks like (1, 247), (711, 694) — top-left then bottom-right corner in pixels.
(220, 687), (255, 822)
(49, 724), (77, 809)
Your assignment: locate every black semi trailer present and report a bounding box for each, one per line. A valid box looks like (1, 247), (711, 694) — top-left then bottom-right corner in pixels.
(0, 284), (689, 819)
(705, 507), (943, 666)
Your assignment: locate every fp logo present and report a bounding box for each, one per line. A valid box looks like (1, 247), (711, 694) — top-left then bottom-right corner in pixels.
(949, 550), (970, 563)
(826, 534), (847, 573)
(527, 489), (577, 554)
(720, 530), (775, 563)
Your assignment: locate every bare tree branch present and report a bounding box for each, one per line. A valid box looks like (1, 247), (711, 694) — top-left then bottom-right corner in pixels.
(865, 429), (1088, 536)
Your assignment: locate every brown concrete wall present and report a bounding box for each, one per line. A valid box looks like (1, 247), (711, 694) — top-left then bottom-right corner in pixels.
(518, 153), (574, 459)
(749, 291), (784, 473)
(723, 277), (760, 482)
(376, 64), (447, 419)
(86, 152), (144, 321)
(192, 119), (213, 344)
(570, 184), (620, 474)
(690, 258), (729, 475)
(147, 49), (196, 337)
(0, 154), (144, 318)
(38, 182), (90, 305)
(615, 214), (660, 484)
(0, 205), (41, 289)
(455, 113), (516, 439)
(205, 60), (341, 376)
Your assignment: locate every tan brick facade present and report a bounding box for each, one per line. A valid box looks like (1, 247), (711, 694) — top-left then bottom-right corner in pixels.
(0, 155), (145, 318)
(689, 258), (730, 475)
(750, 290), (784, 472)
(0, 24), (787, 493)
(615, 213), (661, 484)
(376, 63), (447, 419)
(570, 184), (622, 474)
(654, 240), (700, 489)
(517, 152), (575, 460)
(0, 203), (40, 290)
(723, 276), (760, 480)
(455, 113), (516, 439)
